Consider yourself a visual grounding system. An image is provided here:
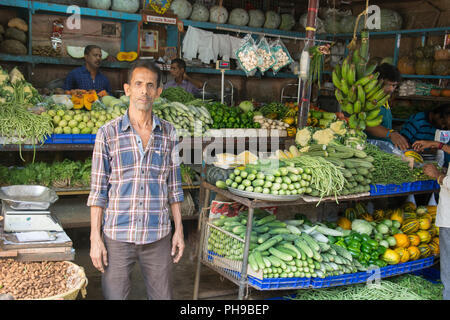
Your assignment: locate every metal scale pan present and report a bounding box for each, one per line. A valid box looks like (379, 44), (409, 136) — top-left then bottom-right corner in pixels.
(0, 185), (58, 210)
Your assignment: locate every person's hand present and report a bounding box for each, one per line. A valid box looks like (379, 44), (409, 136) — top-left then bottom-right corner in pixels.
(90, 236), (108, 273)
(171, 230), (185, 263)
(412, 140), (439, 152)
(423, 163), (440, 180)
(389, 132), (410, 151)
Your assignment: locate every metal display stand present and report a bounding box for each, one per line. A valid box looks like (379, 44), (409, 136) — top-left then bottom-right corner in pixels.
(192, 181), (440, 300)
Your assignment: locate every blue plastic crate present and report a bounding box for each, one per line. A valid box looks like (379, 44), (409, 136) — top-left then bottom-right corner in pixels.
(311, 273), (356, 288)
(44, 134), (96, 144)
(370, 183), (404, 196)
(380, 256), (434, 278)
(249, 276), (311, 290)
(411, 266), (441, 284)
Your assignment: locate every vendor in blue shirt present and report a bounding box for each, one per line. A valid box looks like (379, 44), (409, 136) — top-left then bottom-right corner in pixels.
(365, 63), (410, 150)
(164, 58), (203, 95)
(64, 45), (112, 94)
(399, 104), (450, 145)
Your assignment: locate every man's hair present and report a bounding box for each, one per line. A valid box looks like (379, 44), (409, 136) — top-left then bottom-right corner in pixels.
(127, 60), (162, 88)
(375, 63), (402, 83)
(171, 58), (186, 70)
(84, 45), (102, 56)
(432, 104), (450, 118)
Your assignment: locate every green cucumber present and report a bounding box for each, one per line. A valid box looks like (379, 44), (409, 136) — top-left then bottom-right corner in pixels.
(262, 256), (272, 268)
(286, 224), (302, 235)
(268, 247), (293, 261)
(300, 233), (321, 252)
(253, 250), (266, 270)
(267, 255), (283, 267)
(294, 238), (314, 259)
(255, 214), (276, 226)
(255, 235), (283, 252)
(248, 252), (259, 271)
(330, 244), (353, 261)
(257, 233), (271, 244)
(281, 243), (302, 259)
(232, 225), (247, 235)
(275, 245), (298, 258)
(269, 228), (291, 235)
(266, 221), (287, 228)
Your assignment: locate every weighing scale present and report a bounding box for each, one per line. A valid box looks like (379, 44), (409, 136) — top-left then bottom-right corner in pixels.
(0, 185), (62, 233)
(1, 203), (63, 233)
(202, 60), (234, 105)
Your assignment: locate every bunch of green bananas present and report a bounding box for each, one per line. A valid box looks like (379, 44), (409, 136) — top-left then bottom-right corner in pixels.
(333, 55), (390, 131)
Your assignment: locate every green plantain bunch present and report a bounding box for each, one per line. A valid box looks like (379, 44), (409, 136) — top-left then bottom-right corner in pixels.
(332, 35), (389, 131)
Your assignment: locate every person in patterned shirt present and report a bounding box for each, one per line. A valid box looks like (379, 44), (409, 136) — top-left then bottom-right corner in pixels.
(64, 45), (112, 94)
(87, 60), (185, 300)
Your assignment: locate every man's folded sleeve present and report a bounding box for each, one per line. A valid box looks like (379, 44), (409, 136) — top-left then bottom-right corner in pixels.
(167, 128), (184, 205)
(87, 128), (111, 208)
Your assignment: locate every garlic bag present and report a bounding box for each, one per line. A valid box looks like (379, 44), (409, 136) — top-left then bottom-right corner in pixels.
(270, 38), (293, 74)
(235, 34), (260, 76)
(256, 36), (277, 74)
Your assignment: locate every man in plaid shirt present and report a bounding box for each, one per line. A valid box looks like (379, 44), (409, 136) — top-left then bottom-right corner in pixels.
(87, 61), (185, 300)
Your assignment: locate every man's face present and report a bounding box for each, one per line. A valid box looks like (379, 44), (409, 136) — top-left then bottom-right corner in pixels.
(170, 63), (184, 79)
(124, 67), (162, 112)
(383, 80), (398, 95)
(443, 115), (450, 130)
(85, 48), (102, 69)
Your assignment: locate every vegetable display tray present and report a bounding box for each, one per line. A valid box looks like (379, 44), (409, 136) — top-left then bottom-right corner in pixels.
(227, 187), (302, 202)
(44, 134), (96, 144)
(0, 185), (58, 210)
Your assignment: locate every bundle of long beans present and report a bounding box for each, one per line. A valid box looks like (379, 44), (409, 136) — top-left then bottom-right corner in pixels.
(285, 155), (346, 201)
(0, 101), (53, 162)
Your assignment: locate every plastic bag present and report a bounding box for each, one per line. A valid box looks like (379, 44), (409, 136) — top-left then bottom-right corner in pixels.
(269, 38), (293, 74)
(256, 36), (277, 74)
(235, 34), (259, 76)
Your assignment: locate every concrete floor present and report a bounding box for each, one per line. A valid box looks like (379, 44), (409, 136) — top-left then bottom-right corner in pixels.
(66, 226), (295, 300)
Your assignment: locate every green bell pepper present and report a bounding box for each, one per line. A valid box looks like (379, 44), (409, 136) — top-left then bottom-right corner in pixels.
(361, 243), (373, 254)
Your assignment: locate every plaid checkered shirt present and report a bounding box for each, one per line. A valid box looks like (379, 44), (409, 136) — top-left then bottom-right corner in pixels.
(87, 112), (184, 244)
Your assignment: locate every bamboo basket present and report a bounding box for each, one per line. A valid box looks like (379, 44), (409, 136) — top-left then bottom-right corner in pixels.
(39, 261), (88, 300)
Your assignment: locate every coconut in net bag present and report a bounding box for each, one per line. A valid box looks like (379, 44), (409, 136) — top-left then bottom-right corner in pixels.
(255, 36), (277, 74)
(235, 34), (259, 77)
(270, 38), (293, 74)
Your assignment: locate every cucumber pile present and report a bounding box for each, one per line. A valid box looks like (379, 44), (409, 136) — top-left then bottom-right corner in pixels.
(332, 49), (388, 131)
(152, 99), (213, 136)
(209, 211), (363, 279)
(224, 165), (313, 196)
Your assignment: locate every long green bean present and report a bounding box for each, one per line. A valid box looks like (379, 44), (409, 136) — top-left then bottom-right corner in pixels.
(289, 274), (442, 300)
(364, 144), (416, 184)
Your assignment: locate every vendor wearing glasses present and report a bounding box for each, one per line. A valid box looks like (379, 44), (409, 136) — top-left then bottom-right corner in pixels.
(364, 63), (410, 151)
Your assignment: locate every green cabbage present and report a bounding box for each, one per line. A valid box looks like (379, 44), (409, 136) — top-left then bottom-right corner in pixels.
(170, 0), (192, 19)
(228, 8), (249, 26)
(248, 9), (265, 28)
(264, 11), (281, 29)
(351, 219), (374, 236)
(279, 14), (295, 31)
(190, 3), (209, 22)
(238, 100), (254, 113)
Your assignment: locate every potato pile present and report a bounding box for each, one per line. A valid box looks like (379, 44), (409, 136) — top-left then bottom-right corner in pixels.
(0, 259), (79, 300)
